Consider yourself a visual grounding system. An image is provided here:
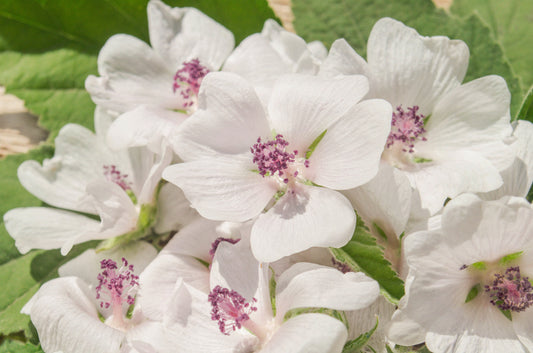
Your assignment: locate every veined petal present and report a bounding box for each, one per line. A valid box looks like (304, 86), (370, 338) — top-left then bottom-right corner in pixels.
(259, 313), (347, 353)
(421, 75), (513, 170)
(86, 34), (178, 113)
(154, 183), (198, 234)
(268, 74), (369, 154)
(173, 72), (270, 161)
(26, 277), (125, 353)
(367, 18), (468, 114)
(251, 184), (355, 262)
(319, 38), (369, 78)
(163, 155), (277, 222)
(309, 99), (392, 190)
(4, 207), (102, 254)
(148, 1), (234, 71)
(514, 310), (533, 351)
(275, 262), (379, 319)
(106, 105), (186, 152)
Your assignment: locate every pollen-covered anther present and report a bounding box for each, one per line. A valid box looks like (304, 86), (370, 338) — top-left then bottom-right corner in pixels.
(485, 266), (533, 312)
(386, 105), (427, 153)
(208, 285), (258, 335)
(103, 165), (132, 191)
(173, 58), (210, 109)
(95, 258), (139, 312)
(251, 134), (309, 183)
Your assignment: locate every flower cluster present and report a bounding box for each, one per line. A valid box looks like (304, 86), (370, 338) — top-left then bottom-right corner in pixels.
(4, 1), (533, 352)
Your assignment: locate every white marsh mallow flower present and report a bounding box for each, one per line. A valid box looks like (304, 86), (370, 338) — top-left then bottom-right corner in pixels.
(387, 194), (533, 352)
(163, 71), (392, 262)
(321, 17), (515, 214)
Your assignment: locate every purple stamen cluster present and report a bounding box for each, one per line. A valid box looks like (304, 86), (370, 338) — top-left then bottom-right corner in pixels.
(209, 237), (241, 259)
(386, 105), (427, 153)
(103, 165), (132, 191)
(95, 258), (139, 310)
(173, 58), (209, 108)
(331, 258), (352, 274)
(208, 285), (258, 335)
(485, 266), (533, 312)
(251, 134), (308, 183)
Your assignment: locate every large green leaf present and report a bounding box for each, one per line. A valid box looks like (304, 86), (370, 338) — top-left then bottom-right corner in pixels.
(0, 242), (97, 339)
(0, 340), (43, 353)
(451, 0), (533, 91)
(292, 0), (523, 116)
(330, 220), (405, 304)
(0, 49), (97, 139)
(0, 0), (276, 53)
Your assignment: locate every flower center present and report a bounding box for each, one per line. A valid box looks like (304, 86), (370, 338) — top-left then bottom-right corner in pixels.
(173, 58), (209, 111)
(209, 237), (240, 260)
(484, 266), (533, 312)
(386, 105), (427, 153)
(251, 134), (309, 184)
(95, 258), (139, 329)
(208, 285), (258, 335)
(103, 165), (131, 192)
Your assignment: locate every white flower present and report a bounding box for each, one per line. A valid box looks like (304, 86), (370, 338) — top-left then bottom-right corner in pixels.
(21, 242), (169, 353)
(387, 194), (533, 352)
(163, 71), (391, 262)
(3, 109), (179, 255)
(223, 19), (327, 104)
(160, 238), (380, 352)
(321, 17), (515, 214)
(85, 0), (235, 152)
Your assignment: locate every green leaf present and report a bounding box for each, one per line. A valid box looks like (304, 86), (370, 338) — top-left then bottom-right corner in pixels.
(292, 0), (523, 116)
(469, 261), (487, 270)
(0, 49), (97, 140)
(342, 317), (378, 353)
(0, 0), (276, 53)
(451, 0), (533, 90)
(305, 129), (327, 159)
(331, 223), (404, 304)
(517, 85), (533, 122)
(465, 283), (480, 303)
(0, 241), (97, 338)
(0, 340), (43, 353)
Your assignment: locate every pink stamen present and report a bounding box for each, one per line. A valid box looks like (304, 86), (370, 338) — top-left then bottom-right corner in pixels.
(173, 58), (209, 109)
(95, 258), (139, 320)
(485, 266), (533, 312)
(386, 105), (427, 153)
(251, 134), (308, 182)
(103, 165), (132, 191)
(208, 285), (258, 335)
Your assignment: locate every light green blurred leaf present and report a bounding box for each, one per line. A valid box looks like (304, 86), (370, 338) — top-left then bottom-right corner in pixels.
(0, 340), (43, 353)
(451, 0), (533, 91)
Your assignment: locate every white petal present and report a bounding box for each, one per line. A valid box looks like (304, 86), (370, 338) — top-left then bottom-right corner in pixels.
(106, 105), (186, 152)
(251, 184), (355, 262)
(27, 277), (125, 353)
(421, 75), (513, 170)
(406, 151), (502, 214)
(275, 263), (379, 318)
(17, 124), (107, 214)
(147, 2), (234, 70)
(386, 309), (426, 346)
(86, 34), (178, 113)
(4, 207), (102, 254)
(319, 38), (369, 78)
(259, 313), (347, 353)
(135, 145), (173, 206)
(309, 99), (392, 190)
(514, 310), (533, 351)
(344, 162), (412, 239)
(154, 183), (198, 234)
(163, 155), (277, 222)
(138, 252), (209, 321)
(172, 72), (270, 161)
(367, 18), (469, 113)
(268, 74), (369, 154)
